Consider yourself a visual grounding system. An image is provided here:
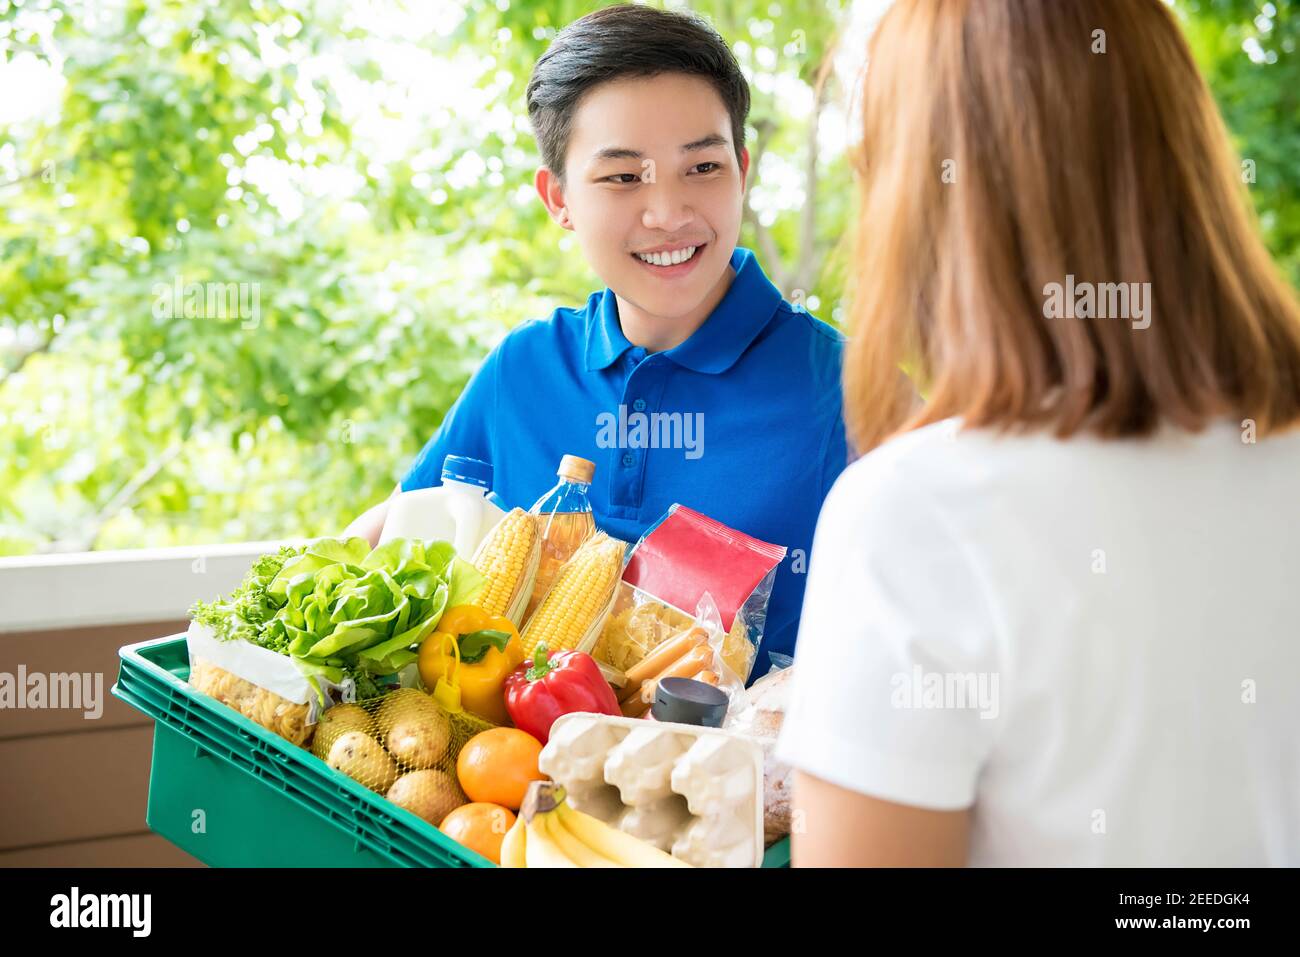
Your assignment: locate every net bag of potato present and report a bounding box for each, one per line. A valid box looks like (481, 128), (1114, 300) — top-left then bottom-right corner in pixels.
(312, 686), (495, 828)
(593, 505), (786, 686)
(187, 620), (350, 748)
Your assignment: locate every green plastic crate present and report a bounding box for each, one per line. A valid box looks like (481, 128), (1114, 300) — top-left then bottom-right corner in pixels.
(113, 634), (792, 868)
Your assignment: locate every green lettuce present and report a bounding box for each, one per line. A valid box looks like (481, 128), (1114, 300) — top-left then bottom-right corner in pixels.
(190, 544), (305, 650)
(189, 537), (486, 689)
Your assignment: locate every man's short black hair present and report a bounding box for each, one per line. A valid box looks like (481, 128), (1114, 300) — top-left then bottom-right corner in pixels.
(526, 3), (750, 181)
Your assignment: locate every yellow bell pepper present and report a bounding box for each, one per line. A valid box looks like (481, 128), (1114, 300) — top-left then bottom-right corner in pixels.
(418, 604), (524, 725)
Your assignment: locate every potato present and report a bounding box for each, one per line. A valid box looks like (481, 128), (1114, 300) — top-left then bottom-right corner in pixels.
(387, 770), (465, 826)
(311, 703), (375, 759)
(386, 712), (452, 770)
(327, 730), (399, 792)
(375, 688), (441, 729)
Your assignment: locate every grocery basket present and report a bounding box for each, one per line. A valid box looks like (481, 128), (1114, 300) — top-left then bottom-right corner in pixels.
(114, 634), (793, 868)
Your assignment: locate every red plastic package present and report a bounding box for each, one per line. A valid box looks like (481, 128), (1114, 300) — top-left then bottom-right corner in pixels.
(593, 505), (787, 684)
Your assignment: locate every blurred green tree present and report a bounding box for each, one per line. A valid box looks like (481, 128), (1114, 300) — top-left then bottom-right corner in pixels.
(1180, 0), (1300, 282)
(0, 0), (1294, 554)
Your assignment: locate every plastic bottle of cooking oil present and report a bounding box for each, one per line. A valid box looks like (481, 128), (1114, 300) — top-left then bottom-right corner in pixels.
(378, 455), (507, 557)
(523, 455), (597, 621)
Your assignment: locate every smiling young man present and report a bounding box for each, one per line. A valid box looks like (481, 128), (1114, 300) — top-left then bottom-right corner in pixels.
(347, 4), (847, 668)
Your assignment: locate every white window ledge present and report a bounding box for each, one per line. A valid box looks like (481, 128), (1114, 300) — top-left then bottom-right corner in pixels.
(0, 541), (303, 634)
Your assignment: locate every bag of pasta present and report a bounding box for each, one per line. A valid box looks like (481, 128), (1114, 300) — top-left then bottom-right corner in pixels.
(186, 620), (350, 748)
(612, 591), (750, 719)
(593, 505), (786, 685)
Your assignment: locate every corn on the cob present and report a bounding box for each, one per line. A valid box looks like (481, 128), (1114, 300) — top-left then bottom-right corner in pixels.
(471, 508), (539, 623)
(521, 532), (625, 655)
(524, 510), (595, 622)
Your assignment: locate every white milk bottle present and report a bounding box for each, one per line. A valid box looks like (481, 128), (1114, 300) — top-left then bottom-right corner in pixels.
(378, 455), (507, 557)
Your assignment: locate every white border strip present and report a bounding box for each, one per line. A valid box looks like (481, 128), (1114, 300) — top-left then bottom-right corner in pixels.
(0, 541), (301, 634)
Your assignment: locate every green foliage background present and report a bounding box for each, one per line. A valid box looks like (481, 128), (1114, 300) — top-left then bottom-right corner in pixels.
(1, 0), (1296, 554)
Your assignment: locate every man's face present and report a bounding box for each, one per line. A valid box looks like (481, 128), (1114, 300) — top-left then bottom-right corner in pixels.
(538, 73), (748, 325)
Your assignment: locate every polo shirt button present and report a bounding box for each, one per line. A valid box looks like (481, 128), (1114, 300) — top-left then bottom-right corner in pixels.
(621, 452), (635, 467)
(632, 398), (647, 412)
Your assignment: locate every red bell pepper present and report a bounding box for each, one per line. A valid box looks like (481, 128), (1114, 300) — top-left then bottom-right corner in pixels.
(504, 643), (621, 744)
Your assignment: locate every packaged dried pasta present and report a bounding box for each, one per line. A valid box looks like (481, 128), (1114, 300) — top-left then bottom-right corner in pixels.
(185, 620), (352, 748)
(596, 585), (754, 679)
(593, 505), (787, 684)
(189, 657), (315, 747)
(612, 592), (749, 719)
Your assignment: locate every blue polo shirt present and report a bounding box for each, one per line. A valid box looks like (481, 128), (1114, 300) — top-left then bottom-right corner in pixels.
(402, 246), (846, 671)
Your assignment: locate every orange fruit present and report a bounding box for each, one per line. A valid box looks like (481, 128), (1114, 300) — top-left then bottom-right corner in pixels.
(456, 727), (545, 809)
(439, 802), (517, 865)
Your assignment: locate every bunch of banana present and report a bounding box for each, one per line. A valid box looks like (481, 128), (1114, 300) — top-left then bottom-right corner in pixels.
(501, 781), (691, 868)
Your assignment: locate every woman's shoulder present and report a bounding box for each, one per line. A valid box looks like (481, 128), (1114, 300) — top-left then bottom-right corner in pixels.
(816, 421), (970, 554)
(828, 417), (1300, 532)
(830, 419), (965, 502)
(826, 418), (1120, 533)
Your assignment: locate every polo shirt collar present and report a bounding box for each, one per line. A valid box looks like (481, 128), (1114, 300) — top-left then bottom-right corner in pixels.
(585, 288), (635, 372)
(583, 246), (784, 374)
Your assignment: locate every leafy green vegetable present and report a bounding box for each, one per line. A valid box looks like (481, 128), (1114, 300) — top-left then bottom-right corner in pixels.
(190, 544), (306, 651)
(188, 537), (486, 686)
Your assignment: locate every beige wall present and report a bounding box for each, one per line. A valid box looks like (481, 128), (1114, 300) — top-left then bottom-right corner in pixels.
(0, 619), (202, 867)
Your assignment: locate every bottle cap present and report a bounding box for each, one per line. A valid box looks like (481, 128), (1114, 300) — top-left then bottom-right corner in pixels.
(651, 677), (729, 727)
(557, 455), (595, 484)
(441, 455), (493, 489)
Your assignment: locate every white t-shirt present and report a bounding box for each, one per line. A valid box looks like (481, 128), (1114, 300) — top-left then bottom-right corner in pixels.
(776, 418), (1300, 866)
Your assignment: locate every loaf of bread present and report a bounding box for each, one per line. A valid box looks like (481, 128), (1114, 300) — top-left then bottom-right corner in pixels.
(728, 666), (793, 844)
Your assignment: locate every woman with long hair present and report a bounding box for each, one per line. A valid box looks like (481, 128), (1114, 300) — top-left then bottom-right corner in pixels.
(776, 0), (1300, 866)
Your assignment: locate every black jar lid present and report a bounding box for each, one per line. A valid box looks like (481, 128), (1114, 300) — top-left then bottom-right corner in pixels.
(652, 677), (729, 727)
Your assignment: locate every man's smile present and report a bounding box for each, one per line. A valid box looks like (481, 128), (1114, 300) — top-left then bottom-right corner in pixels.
(631, 241), (707, 274)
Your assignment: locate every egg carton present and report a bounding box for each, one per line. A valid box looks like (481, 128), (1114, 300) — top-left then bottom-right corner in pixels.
(538, 713), (764, 868)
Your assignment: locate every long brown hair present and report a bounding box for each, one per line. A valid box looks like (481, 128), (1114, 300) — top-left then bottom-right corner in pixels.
(845, 0), (1300, 452)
